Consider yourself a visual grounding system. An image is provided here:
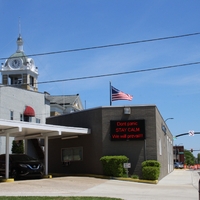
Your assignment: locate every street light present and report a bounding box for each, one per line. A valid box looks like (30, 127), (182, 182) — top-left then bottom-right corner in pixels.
(162, 118), (173, 135)
(164, 118), (174, 123)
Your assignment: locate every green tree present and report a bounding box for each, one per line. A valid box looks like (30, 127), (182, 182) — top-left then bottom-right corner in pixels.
(197, 153), (200, 164)
(184, 150), (195, 165)
(11, 140), (24, 154)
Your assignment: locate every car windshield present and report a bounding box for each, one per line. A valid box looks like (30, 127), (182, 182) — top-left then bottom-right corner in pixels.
(11, 154), (36, 161)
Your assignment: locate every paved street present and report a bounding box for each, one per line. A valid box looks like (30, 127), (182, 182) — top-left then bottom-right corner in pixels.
(0, 169), (199, 200)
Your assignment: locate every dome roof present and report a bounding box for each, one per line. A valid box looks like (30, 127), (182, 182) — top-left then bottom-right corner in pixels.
(6, 51), (27, 65)
(5, 34), (27, 66)
(2, 34), (38, 73)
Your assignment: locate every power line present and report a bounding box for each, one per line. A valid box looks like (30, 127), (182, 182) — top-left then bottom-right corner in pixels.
(1, 32), (200, 61)
(38, 61), (200, 84)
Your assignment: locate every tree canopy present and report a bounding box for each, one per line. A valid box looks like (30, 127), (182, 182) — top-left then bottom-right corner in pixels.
(11, 140), (24, 154)
(184, 150), (195, 165)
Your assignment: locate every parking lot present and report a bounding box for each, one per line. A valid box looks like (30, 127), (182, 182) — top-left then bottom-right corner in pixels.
(0, 169), (199, 200)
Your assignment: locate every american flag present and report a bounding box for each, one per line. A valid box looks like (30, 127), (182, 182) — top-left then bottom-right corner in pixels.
(111, 86), (133, 101)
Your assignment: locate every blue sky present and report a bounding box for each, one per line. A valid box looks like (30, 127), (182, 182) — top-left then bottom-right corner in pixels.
(0, 1), (200, 157)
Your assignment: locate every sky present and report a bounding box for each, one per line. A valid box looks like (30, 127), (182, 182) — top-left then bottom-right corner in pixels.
(0, 1), (200, 157)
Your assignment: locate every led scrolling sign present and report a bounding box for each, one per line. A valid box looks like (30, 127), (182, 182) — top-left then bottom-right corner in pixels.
(110, 120), (146, 141)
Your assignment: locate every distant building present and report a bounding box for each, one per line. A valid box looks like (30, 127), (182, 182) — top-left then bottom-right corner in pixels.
(45, 94), (83, 116)
(0, 34), (84, 155)
(173, 146), (184, 163)
(0, 34), (48, 155)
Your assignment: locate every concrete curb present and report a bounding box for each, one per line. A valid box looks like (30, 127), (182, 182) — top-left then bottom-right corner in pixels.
(114, 177), (158, 184)
(0, 178), (14, 182)
(0, 175), (52, 182)
(43, 174), (52, 179)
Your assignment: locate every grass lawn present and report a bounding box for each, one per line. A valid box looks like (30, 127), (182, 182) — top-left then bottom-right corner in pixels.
(0, 197), (122, 200)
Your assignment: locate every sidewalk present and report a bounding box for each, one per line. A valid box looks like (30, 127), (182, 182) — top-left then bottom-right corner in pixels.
(157, 169), (199, 199)
(0, 169), (199, 200)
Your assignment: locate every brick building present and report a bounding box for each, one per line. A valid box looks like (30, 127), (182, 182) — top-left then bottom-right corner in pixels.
(47, 105), (174, 180)
(173, 146), (184, 163)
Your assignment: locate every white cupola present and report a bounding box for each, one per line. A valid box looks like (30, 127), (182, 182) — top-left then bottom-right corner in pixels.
(0, 34), (39, 91)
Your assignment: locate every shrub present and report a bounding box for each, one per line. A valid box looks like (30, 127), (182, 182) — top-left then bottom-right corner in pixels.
(131, 174), (139, 179)
(122, 173), (129, 178)
(142, 166), (160, 180)
(100, 155), (129, 177)
(142, 160), (161, 168)
(141, 160), (160, 180)
(11, 140), (24, 153)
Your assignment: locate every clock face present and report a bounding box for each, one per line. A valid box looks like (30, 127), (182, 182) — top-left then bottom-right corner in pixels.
(10, 59), (21, 69)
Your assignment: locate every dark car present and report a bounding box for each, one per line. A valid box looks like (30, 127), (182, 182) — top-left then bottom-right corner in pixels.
(0, 154), (44, 179)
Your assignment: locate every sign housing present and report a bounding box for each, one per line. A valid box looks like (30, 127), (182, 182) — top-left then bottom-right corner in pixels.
(110, 120), (145, 141)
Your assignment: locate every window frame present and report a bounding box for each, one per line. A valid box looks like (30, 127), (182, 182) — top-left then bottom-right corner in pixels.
(20, 114), (23, 121)
(36, 118), (41, 123)
(61, 147), (83, 162)
(10, 110), (14, 120)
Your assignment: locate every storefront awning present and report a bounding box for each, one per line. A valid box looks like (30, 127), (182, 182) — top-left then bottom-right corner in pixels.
(24, 106), (35, 117)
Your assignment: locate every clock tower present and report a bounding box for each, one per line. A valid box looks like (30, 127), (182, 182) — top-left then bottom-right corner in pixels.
(1, 34), (38, 91)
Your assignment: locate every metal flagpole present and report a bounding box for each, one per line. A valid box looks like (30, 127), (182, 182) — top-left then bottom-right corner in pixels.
(110, 81), (112, 106)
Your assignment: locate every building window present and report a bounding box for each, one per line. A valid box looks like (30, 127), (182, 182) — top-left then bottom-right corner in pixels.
(36, 118), (40, 123)
(20, 114), (23, 121)
(30, 76), (34, 87)
(61, 147), (83, 162)
(24, 116), (32, 122)
(10, 111), (14, 120)
(159, 139), (162, 155)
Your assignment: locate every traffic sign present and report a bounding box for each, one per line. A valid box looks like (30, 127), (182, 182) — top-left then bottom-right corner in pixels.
(123, 163), (131, 168)
(189, 130), (194, 136)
